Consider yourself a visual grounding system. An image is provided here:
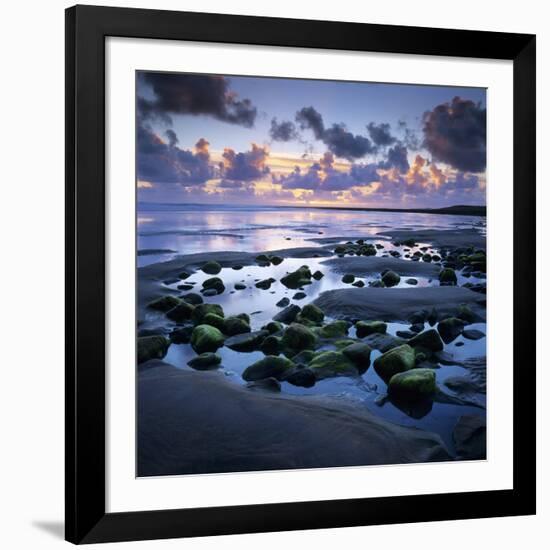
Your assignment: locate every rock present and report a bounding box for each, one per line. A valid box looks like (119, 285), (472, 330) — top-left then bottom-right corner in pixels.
(318, 320), (349, 339)
(373, 344), (416, 382)
(177, 284), (194, 291)
(422, 253), (432, 263)
(260, 335), (281, 355)
(293, 291), (307, 300)
(181, 292), (203, 305)
(225, 330), (269, 352)
(439, 268), (457, 286)
(309, 351), (359, 380)
(192, 303), (224, 325)
(285, 369), (316, 387)
(276, 297), (290, 308)
(381, 270), (400, 287)
(202, 276), (225, 295)
(273, 304), (301, 324)
(341, 342), (372, 373)
(242, 356), (296, 381)
(361, 333), (405, 352)
(462, 329), (485, 340)
(165, 301), (195, 322)
(202, 312), (225, 331)
(147, 295), (182, 312)
(270, 255), (284, 265)
(342, 273), (355, 284)
(201, 260), (222, 275)
(222, 316), (251, 336)
(178, 271), (191, 280)
(236, 313), (250, 324)
(246, 377), (281, 393)
(457, 304), (478, 323)
(298, 304), (325, 324)
(334, 338), (357, 349)
(396, 330), (415, 339)
(369, 279), (386, 288)
(280, 266), (312, 289)
(408, 329), (444, 352)
(388, 368), (436, 401)
(255, 254), (271, 264)
(312, 270), (324, 280)
(291, 350), (316, 365)
(281, 323), (317, 352)
(455, 342), (464, 347)
(234, 283), (246, 290)
(352, 280), (365, 288)
(405, 278), (418, 285)
(232, 265), (243, 270)
(355, 320), (387, 338)
(409, 323), (424, 333)
(187, 352), (222, 370)
(202, 289), (218, 297)
(437, 317), (465, 343)
(256, 278), (275, 290)
(190, 325), (225, 354)
(137, 335), (170, 364)
(453, 415), (486, 459)
(427, 307), (438, 326)
(169, 325), (194, 344)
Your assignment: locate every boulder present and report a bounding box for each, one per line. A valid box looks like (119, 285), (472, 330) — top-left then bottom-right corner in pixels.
(382, 270), (400, 287)
(202, 289), (218, 297)
(270, 255), (284, 265)
(355, 320), (387, 338)
(408, 329), (444, 352)
(181, 293), (203, 305)
(187, 352), (222, 370)
(256, 278), (275, 290)
(276, 297), (290, 308)
(255, 254), (270, 264)
(234, 283), (247, 290)
(439, 268), (457, 286)
(318, 320), (350, 339)
(373, 344), (416, 382)
(281, 323), (317, 352)
(405, 278), (418, 285)
(137, 335), (170, 364)
(202, 312), (225, 331)
(263, 321), (283, 334)
(192, 303), (224, 325)
(260, 335), (281, 355)
(165, 301), (195, 322)
(169, 325), (194, 344)
(388, 368), (436, 401)
(362, 332), (405, 352)
(291, 349), (316, 365)
(202, 276), (225, 295)
(147, 295), (182, 312)
(341, 342), (372, 374)
(190, 325), (225, 354)
(298, 304), (325, 324)
(309, 351), (359, 380)
(285, 368), (316, 387)
(293, 291), (307, 300)
(225, 330), (269, 352)
(201, 260), (222, 275)
(222, 316), (251, 336)
(396, 330), (415, 339)
(437, 317), (465, 343)
(312, 270), (324, 280)
(178, 271), (190, 280)
(342, 274), (355, 284)
(280, 266), (312, 289)
(242, 356), (296, 381)
(273, 304), (301, 324)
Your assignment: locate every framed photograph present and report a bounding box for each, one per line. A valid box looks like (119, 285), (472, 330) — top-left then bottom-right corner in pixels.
(65, 5), (536, 544)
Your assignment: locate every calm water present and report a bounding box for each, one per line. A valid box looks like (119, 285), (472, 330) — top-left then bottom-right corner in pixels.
(138, 203), (487, 453)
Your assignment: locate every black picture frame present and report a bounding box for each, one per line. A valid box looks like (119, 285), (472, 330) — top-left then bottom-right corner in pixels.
(65, 4), (536, 544)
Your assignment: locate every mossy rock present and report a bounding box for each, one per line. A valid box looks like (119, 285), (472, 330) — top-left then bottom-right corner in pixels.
(273, 304), (301, 324)
(408, 329), (444, 352)
(439, 268), (457, 285)
(242, 355), (295, 382)
(422, 253), (432, 263)
(382, 270), (400, 287)
(190, 325), (225, 354)
(201, 312), (225, 331)
(286, 368), (316, 387)
(169, 325), (194, 344)
(263, 321), (283, 334)
(352, 280), (365, 288)
(256, 278), (275, 290)
(373, 344), (415, 383)
(312, 270), (324, 280)
(280, 266), (312, 289)
(291, 349), (316, 365)
(342, 273), (355, 284)
(281, 323), (317, 352)
(255, 254), (270, 263)
(165, 301), (196, 322)
(222, 316), (251, 336)
(178, 271), (191, 280)
(181, 293), (203, 305)
(355, 320), (387, 338)
(137, 335), (170, 364)
(457, 304), (477, 323)
(260, 335), (281, 355)
(270, 255), (284, 265)
(334, 338), (357, 349)
(192, 303), (225, 325)
(187, 352), (222, 370)
(202, 276), (225, 294)
(224, 330), (269, 352)
(235, 312), (250, 324)
(341, 342), (372, 374)
(276, 297), (290, 308)
(298, 304), (325, 324)
(309, 351), (359, 380)
(201, 260), (222, 275)
(147, 295), (182, 312)
(388, 368), (436, 401)
(437, 317), (465, 343)
(318, 320), (350, 339)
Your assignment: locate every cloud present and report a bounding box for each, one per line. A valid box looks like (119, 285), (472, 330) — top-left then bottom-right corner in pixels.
(422, 96), (486, 172)
(138, 72), (257, 127)
(366, 122), (396, 147)
(295, 106), (375, 160)
(222, 143), (270, 181)
(137, 125), (214, 186)
(397, 120), (421, 151)
(165, 129), (178, 147)
(269, 118), (299, 142)
(379, 144), (410, 173)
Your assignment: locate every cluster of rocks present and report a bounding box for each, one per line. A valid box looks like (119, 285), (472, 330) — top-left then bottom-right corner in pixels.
(333, 240), (378, 257)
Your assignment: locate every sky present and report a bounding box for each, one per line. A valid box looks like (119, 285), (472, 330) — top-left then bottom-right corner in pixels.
(136, 71), (486, 208)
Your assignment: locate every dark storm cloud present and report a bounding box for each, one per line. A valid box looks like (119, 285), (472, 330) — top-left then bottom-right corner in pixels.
(366, 122), (396, 147)
(295, 107), (325, 140)
(379, 144), (410, 173)
(222, 144), (270, 182)
(138, 72), (257, 127)
(422, 96), (486, 172)
(269, 118), (299, 142)
(397, 120), (421, 151)
(137, 125), (213, 186)
(165, 129), (179, 147)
